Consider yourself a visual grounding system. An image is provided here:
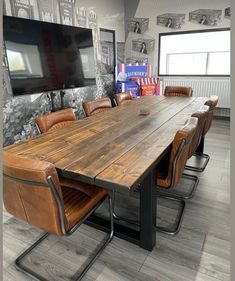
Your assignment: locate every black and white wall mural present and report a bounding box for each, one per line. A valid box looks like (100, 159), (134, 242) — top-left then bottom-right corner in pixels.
(225, 7), (230, 18)
(126, 57), (148, 64)
(2, 0), (125, 146)
(117, 42), (125, 63)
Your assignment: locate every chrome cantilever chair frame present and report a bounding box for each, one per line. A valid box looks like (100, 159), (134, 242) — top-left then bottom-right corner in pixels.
(10, 175), (114, 281)
(185, 137), (210, 172)
(113, 139), (199, 235)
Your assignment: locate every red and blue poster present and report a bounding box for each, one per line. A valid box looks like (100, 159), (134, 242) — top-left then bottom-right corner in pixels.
(115, 63), (152, 82)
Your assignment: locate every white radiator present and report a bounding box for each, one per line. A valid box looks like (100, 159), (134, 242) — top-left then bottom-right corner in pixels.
(161, 78), (230, 108)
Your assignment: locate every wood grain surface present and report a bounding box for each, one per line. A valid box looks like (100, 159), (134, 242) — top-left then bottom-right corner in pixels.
(4, 96), (207, 190)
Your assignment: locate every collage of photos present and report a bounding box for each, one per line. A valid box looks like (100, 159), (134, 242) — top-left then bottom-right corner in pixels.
(127, 17), (155, 61)
(157, 8), (230, 29)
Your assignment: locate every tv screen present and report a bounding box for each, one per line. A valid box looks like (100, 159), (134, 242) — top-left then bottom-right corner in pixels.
(3, 16), (96, 96)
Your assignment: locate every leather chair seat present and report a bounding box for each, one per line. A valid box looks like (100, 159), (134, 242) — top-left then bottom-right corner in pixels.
(83, 98), (112, 117)
(203, 95), (219, 136)
(156, 153), (171, 188)
(156, 117), (198, 189)
(61, 185), (107, 231)
(114, 91), (132, 106)
(188, 105), (209, 159)
(164, 86), (193, 97)
(48, 120), (75, 132)
(36, 108), (76, 134)
(3, 151), (113, 281)
(3, 152), (107, 236)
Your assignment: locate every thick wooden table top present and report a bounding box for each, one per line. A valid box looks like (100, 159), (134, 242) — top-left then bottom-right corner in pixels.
(5, 96), (207, 190)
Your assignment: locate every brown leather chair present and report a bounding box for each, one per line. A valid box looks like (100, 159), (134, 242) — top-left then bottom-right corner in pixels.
(155, 116), (198, 234)
(113, 117), (198, 235)
(203, 95), (219, 136)
(164, 86), (193, 97)
(83, 97), (112, 117)
(187, 95), (219, 172)
(185, 105), (210, 172)
(114, 91), (132, 106)
(3, 151), (113, 281)
(36, 108), (76, 134)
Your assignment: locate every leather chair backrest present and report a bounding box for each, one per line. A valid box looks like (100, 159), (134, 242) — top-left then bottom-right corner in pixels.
(158, 117), (198, 188)
(3, 151), (66, 236)
(188, 105), (210, 158)
(164, 86), (193, 97)
(114, 91), (132, 106)
(203, 95), (219, 136)
(83, 98), (112, 117)
(36, 108), (76, 134)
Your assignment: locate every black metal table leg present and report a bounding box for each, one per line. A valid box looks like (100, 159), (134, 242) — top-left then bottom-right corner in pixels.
(196, 136), (205, 153)
(139, 169), (157, 251)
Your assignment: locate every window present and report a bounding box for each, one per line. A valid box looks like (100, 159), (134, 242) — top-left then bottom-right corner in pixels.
(79, 47), (96, 79)
(6, 41), (43, 79)
(158, 29), (230, 76)
(6, 49), (28, 72)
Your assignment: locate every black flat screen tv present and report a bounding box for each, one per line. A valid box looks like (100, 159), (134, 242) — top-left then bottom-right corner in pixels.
(3, 16), (96, 96)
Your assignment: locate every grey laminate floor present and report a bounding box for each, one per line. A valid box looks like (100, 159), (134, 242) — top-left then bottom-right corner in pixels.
(3, 119), (230, 281)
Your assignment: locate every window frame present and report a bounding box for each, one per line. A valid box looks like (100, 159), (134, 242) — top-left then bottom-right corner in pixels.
(158, 28), (230, 77)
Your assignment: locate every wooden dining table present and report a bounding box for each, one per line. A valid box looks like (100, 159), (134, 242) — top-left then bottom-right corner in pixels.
(4, 95), (207, 251)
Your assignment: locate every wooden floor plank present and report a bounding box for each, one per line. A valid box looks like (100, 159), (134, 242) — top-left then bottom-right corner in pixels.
(3, 119), (230, 281)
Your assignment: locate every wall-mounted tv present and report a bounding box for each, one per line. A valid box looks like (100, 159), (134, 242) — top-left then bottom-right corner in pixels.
(3, 16), (96, 96)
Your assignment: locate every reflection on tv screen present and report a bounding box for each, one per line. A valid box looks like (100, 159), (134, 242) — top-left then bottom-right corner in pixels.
(3, 16), (96, 95)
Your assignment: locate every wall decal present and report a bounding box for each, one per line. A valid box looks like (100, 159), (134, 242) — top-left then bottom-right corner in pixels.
(58, 0), (75, 26)
(9, 0), (35, 19)
(75, 7), (87, 27)
(189, 9), (222, 26)
(127, 18), (149, 34)
(38, 0), (58, 23)
(126, 57), (148, 64)
(157, 13), (185, 29)
(88, 9), (97, 29)
(225, 7), (230, 18)
(117, 42), (125, 63)
(132, 38), (155, 55)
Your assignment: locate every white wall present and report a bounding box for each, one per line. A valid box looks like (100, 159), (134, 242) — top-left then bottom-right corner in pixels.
(125, 0), (230, 74)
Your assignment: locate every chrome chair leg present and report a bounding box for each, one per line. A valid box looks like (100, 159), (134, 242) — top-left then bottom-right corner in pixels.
(14, 195), (114, 281)
(112, 191), (139, 226)
(112, 189), (186, 235)
(185, 152), (210, 172)
(155, 195), (186, 236)
(155, 173), (199, 200)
